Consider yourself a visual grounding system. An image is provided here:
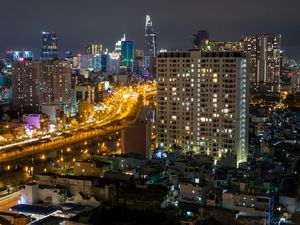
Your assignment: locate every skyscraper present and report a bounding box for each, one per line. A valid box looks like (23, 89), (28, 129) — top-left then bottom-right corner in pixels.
(121, 40), (134, 71)
(65, 51), (74, 59)
(41, 60), (72, 108)
(12, 59), (72, 112)
(157, 50), (249, 166)
(12, 60), (41, 112)
(86, 44), (103, 55)
(243, 34), (281, 93)
(134, 49), (144, 75)
(115, 34), (126, 55)
(40, 31), (58, 60)
(144, 15), (157, 71)
(6, 50), (34, 62)
(107, 53), (120, 74)
(192, 31), (209, 49)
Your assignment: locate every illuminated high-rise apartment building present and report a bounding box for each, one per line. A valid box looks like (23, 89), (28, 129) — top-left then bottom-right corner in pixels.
(243, 34), (281, 93)
(12, 60), (41, 112)
(40, 31), (58, 60)
(12, 60), (72, 112)
(157, 51), (249, 165)
(41, 60), (72, 108)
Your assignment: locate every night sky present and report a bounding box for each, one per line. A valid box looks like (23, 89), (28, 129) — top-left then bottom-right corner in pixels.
(0, 0), (299, 59)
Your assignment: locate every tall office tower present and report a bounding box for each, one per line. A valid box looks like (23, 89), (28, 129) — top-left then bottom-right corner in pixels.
(86, 44), (103, 55)
(144, 15), (157, 71)
(100, 54), (107, 72)
(40, 31), (58, 60)
(115, 34), (126, 55)
(157, 51), (249, 166)
(243, 34), (281, 93)
(12, 60), (42, 112)
(121, 40), (134, 71)
(192, 31), (209, 49)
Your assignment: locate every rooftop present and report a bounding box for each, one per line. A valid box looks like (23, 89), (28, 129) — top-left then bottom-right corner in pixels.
(31, 216), (65, 225)
(11, 204), (56, 215)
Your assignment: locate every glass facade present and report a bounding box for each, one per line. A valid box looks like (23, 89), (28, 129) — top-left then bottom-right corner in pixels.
(143, 15), (157, 71)
(41, 31), (58, 60)
(6, 50), (33, 61)
(121, 41), (134, 70)
(192, 30), (209, 49)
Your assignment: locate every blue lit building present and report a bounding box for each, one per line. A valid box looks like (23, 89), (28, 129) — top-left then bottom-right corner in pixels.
(6, 50), (33, 62)
(100, 54), (107, 72)
(41, 31), (58, 60)
(0, 74), (12, 104)
(144, 15), (157, 71)
(93, 54), (102, 71)
(121, 41), (134, 71)
(192, 30), (209, 49)
(65, 51), (73, 59)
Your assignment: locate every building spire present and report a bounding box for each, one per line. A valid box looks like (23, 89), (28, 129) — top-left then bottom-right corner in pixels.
(145, 15), (152, 29)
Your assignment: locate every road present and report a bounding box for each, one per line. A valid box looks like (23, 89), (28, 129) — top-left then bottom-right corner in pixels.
(0, 191), (20, 211)
(0, 83), (156, 165)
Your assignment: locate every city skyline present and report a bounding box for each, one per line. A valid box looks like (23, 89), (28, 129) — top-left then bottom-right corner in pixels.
(1, 1), (300, 224)
(0, 0), (299, 59)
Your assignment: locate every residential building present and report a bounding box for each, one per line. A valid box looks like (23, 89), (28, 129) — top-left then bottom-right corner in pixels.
(20, 182), (67, 206)
(291, 67), (300, 93)
(222, 192), (274, 225)
(12, 60), (41, 112)
(41, 60), (72, 110)
(243, 34), (281, 93)
(12, 59), (72, 112)
(157, 51), (249, 165)
(73, 159), (112, 177)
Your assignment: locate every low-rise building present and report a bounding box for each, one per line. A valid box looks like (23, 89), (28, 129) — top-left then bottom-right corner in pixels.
(20, 182), (67, 206)
(179, 180), (209, 206)
(222, 191), (274, 225)
(73, 159), (112, 177)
